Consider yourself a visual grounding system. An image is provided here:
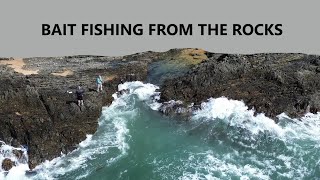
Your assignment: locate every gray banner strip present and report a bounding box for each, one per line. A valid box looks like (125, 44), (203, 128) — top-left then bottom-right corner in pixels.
(0, 0), (319, 57)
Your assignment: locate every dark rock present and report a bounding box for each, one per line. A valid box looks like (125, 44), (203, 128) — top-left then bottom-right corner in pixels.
(0, 54), (150, 169)
(160, 53), (320, 119)
(159, 101), (192, 117)
(12, 149), (24, 160)
(2, 158), (14, 171)
(0, 49), (319, 170)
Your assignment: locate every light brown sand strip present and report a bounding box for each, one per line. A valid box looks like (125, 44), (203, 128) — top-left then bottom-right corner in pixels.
(51, 69), (74, 77)
(104, 75), (116, 81)
(0, 58), (39, 75)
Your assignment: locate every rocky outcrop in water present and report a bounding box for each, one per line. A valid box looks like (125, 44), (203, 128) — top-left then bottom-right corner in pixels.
(0, 49), (319, 171)
(0, 54), (153, 170)
(1, 158), (14, 171)
(160, 53), (320, 119)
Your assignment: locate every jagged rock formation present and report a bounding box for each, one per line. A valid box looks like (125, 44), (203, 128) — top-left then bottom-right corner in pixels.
(0, 49), (319, 171)
(0, 55), (151, 169)
(160, 53), (320, 118)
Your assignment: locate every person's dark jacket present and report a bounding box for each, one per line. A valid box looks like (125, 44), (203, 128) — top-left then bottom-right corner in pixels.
(76, 88), (85, 100)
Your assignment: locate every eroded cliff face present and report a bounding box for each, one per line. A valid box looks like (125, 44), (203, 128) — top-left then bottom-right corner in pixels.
(0, 54), (152, 169)
(0, 49), (319, 171)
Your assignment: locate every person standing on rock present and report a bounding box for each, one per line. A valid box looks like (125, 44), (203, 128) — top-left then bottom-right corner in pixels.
(76, 85), (85, 106)
(96, 75), (103, 92)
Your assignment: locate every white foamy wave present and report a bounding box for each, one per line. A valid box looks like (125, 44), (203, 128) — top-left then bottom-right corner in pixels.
(3, 81), (319, 179)
(278, 112), (320, 142)
(78, 135), (93, 148)
(2, 164), (30, 180)
(177, 151), (270, 180)
(185, 97), (320, 179)
(31, 92), (134, 179)
(118, 81), (159, 101)
(0, 142), (29, 180)
(4, 81), (157, 180)
(118, 81), (161, 110)
(192, 97), (284, 136)
(192, 97), (320, 142)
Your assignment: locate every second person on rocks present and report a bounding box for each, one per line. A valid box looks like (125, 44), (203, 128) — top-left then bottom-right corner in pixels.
(96, 75), (103, 92)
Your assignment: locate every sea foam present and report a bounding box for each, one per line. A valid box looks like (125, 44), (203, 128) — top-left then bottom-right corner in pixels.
(1, 81), (319, 180)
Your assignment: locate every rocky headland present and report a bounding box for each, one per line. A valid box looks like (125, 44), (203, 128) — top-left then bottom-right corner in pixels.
(0, 49), (319, 171)
(160, 52), (320, 118)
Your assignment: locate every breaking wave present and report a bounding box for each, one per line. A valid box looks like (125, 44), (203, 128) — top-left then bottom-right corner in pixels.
(179, 97), (320, 179)
(0, 143), (29, 180)
(1, 81), (319, 179)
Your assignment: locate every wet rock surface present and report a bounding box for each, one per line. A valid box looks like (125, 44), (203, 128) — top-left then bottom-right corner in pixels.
(0, 49), (319, 170)
(160, 53), (320, 119)
(2, 158), (14, 171)
(0, 54), (153, 169)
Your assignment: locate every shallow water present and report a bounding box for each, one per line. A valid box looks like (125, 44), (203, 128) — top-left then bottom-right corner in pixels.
(1, 81), (320, 180)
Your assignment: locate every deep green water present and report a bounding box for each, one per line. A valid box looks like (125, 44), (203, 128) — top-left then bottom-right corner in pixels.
(1, 82), (320, 180)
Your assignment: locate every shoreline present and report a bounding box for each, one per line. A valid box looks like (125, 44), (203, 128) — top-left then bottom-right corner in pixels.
(0, 48), (319, 171)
